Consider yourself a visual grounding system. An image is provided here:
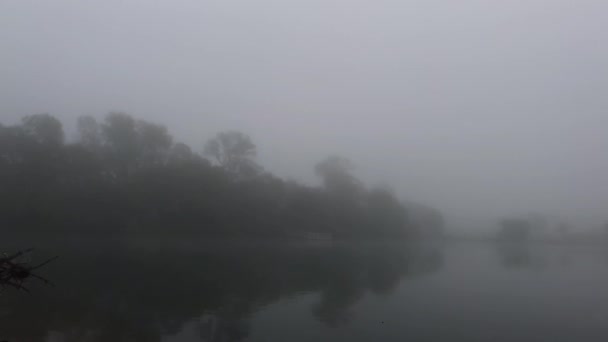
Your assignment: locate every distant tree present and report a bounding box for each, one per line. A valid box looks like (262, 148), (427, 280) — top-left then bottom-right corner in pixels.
(204, 131), (260, 177)
(314, 156), (362, 197)
(18, 114), (65, 181)
(366, 187), (408, 237)
(76, 115), (102, 149)
(405, 201), (444, 238)
(60, 144), (102, 181)
(0, 124), (26, 165)
(0, 112), (442, 240)
(169, 142), (195, 164)
(135, 119), (172, 165)
(21, 113), (64, 146)
(101, 112), (139, 176)
(102, 112), (138, 152)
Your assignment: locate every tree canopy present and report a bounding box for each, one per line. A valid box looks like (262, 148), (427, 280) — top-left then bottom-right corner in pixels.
(204, 131), (260, 178)
(0, 112), (443, 239)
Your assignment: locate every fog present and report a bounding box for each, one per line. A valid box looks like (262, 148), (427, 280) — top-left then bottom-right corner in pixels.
(2, 0), (608, 224)
(4, 3), (608, 341)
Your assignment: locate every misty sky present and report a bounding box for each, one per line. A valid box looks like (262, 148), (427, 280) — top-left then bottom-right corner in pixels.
(2, 0), (608, 222)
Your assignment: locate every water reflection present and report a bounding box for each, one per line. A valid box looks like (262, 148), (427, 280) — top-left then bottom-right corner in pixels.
(0, 241), (443, 342)
(496, 242), (532, 269)
(312, 245), (443, 327)
(494, 241), (608, 271)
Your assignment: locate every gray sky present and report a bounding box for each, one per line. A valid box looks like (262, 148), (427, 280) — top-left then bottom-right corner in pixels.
(2, 0), (608, 222)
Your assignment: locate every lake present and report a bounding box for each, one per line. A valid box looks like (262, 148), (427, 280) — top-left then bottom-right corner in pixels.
(1, 239), (608, 341)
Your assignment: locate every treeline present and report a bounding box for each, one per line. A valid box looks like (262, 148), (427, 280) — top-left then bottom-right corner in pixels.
(0, 113), (443, 238)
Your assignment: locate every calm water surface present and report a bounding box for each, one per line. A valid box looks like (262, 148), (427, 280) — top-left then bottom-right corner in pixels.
(1, 239), (608, 341)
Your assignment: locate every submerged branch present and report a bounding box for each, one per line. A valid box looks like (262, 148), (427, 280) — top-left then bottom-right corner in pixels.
(0, 249), (57, 292)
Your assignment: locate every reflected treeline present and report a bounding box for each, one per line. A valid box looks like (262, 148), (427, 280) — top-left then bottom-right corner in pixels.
(0, 241), (443, 341)
(0, 113), (443, 239)
(496, 243), (532, 269)
(493, 242), (607, 270)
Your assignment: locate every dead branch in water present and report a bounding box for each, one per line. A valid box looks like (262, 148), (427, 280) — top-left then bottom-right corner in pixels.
(0, 249), (57, 292)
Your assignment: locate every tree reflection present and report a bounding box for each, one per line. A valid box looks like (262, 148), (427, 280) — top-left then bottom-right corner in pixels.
(313, 244), (444, 326)
(496, 242), (532, 269)
(0, 241), (443, 341)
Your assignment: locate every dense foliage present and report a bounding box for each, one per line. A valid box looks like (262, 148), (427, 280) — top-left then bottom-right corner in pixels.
(0, 113), (442, 238)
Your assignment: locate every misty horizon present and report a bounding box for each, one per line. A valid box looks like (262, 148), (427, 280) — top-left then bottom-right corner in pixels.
(2, 0), (608, 224)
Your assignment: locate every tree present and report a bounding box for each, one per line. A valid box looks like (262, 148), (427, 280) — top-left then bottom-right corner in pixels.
(76, 115), (102, 149)
(314, 156), (361, 198)
(21, 113), (64, 146)
(0, 124), (26, 165)
(366, 187), (408, 237)
(405, 201), (444, 238)
(102, 112), (138, 153)
(136, 119), (172, 165)
(169, 142), (195, 164)
(101, 112), (139, 176)
(204, 131), (260, 177)
(0, 112), (441, 240)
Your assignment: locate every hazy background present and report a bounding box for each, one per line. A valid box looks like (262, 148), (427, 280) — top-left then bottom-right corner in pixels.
(1, 0), (607, 225)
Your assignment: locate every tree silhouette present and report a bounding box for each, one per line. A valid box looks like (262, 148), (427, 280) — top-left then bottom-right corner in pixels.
(204, 131), (260, 178)
(0, 112), (442, 239)
(22, 114), (64, 147)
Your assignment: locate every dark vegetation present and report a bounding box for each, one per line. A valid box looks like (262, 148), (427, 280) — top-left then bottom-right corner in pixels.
(0, 113), (443, 239)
